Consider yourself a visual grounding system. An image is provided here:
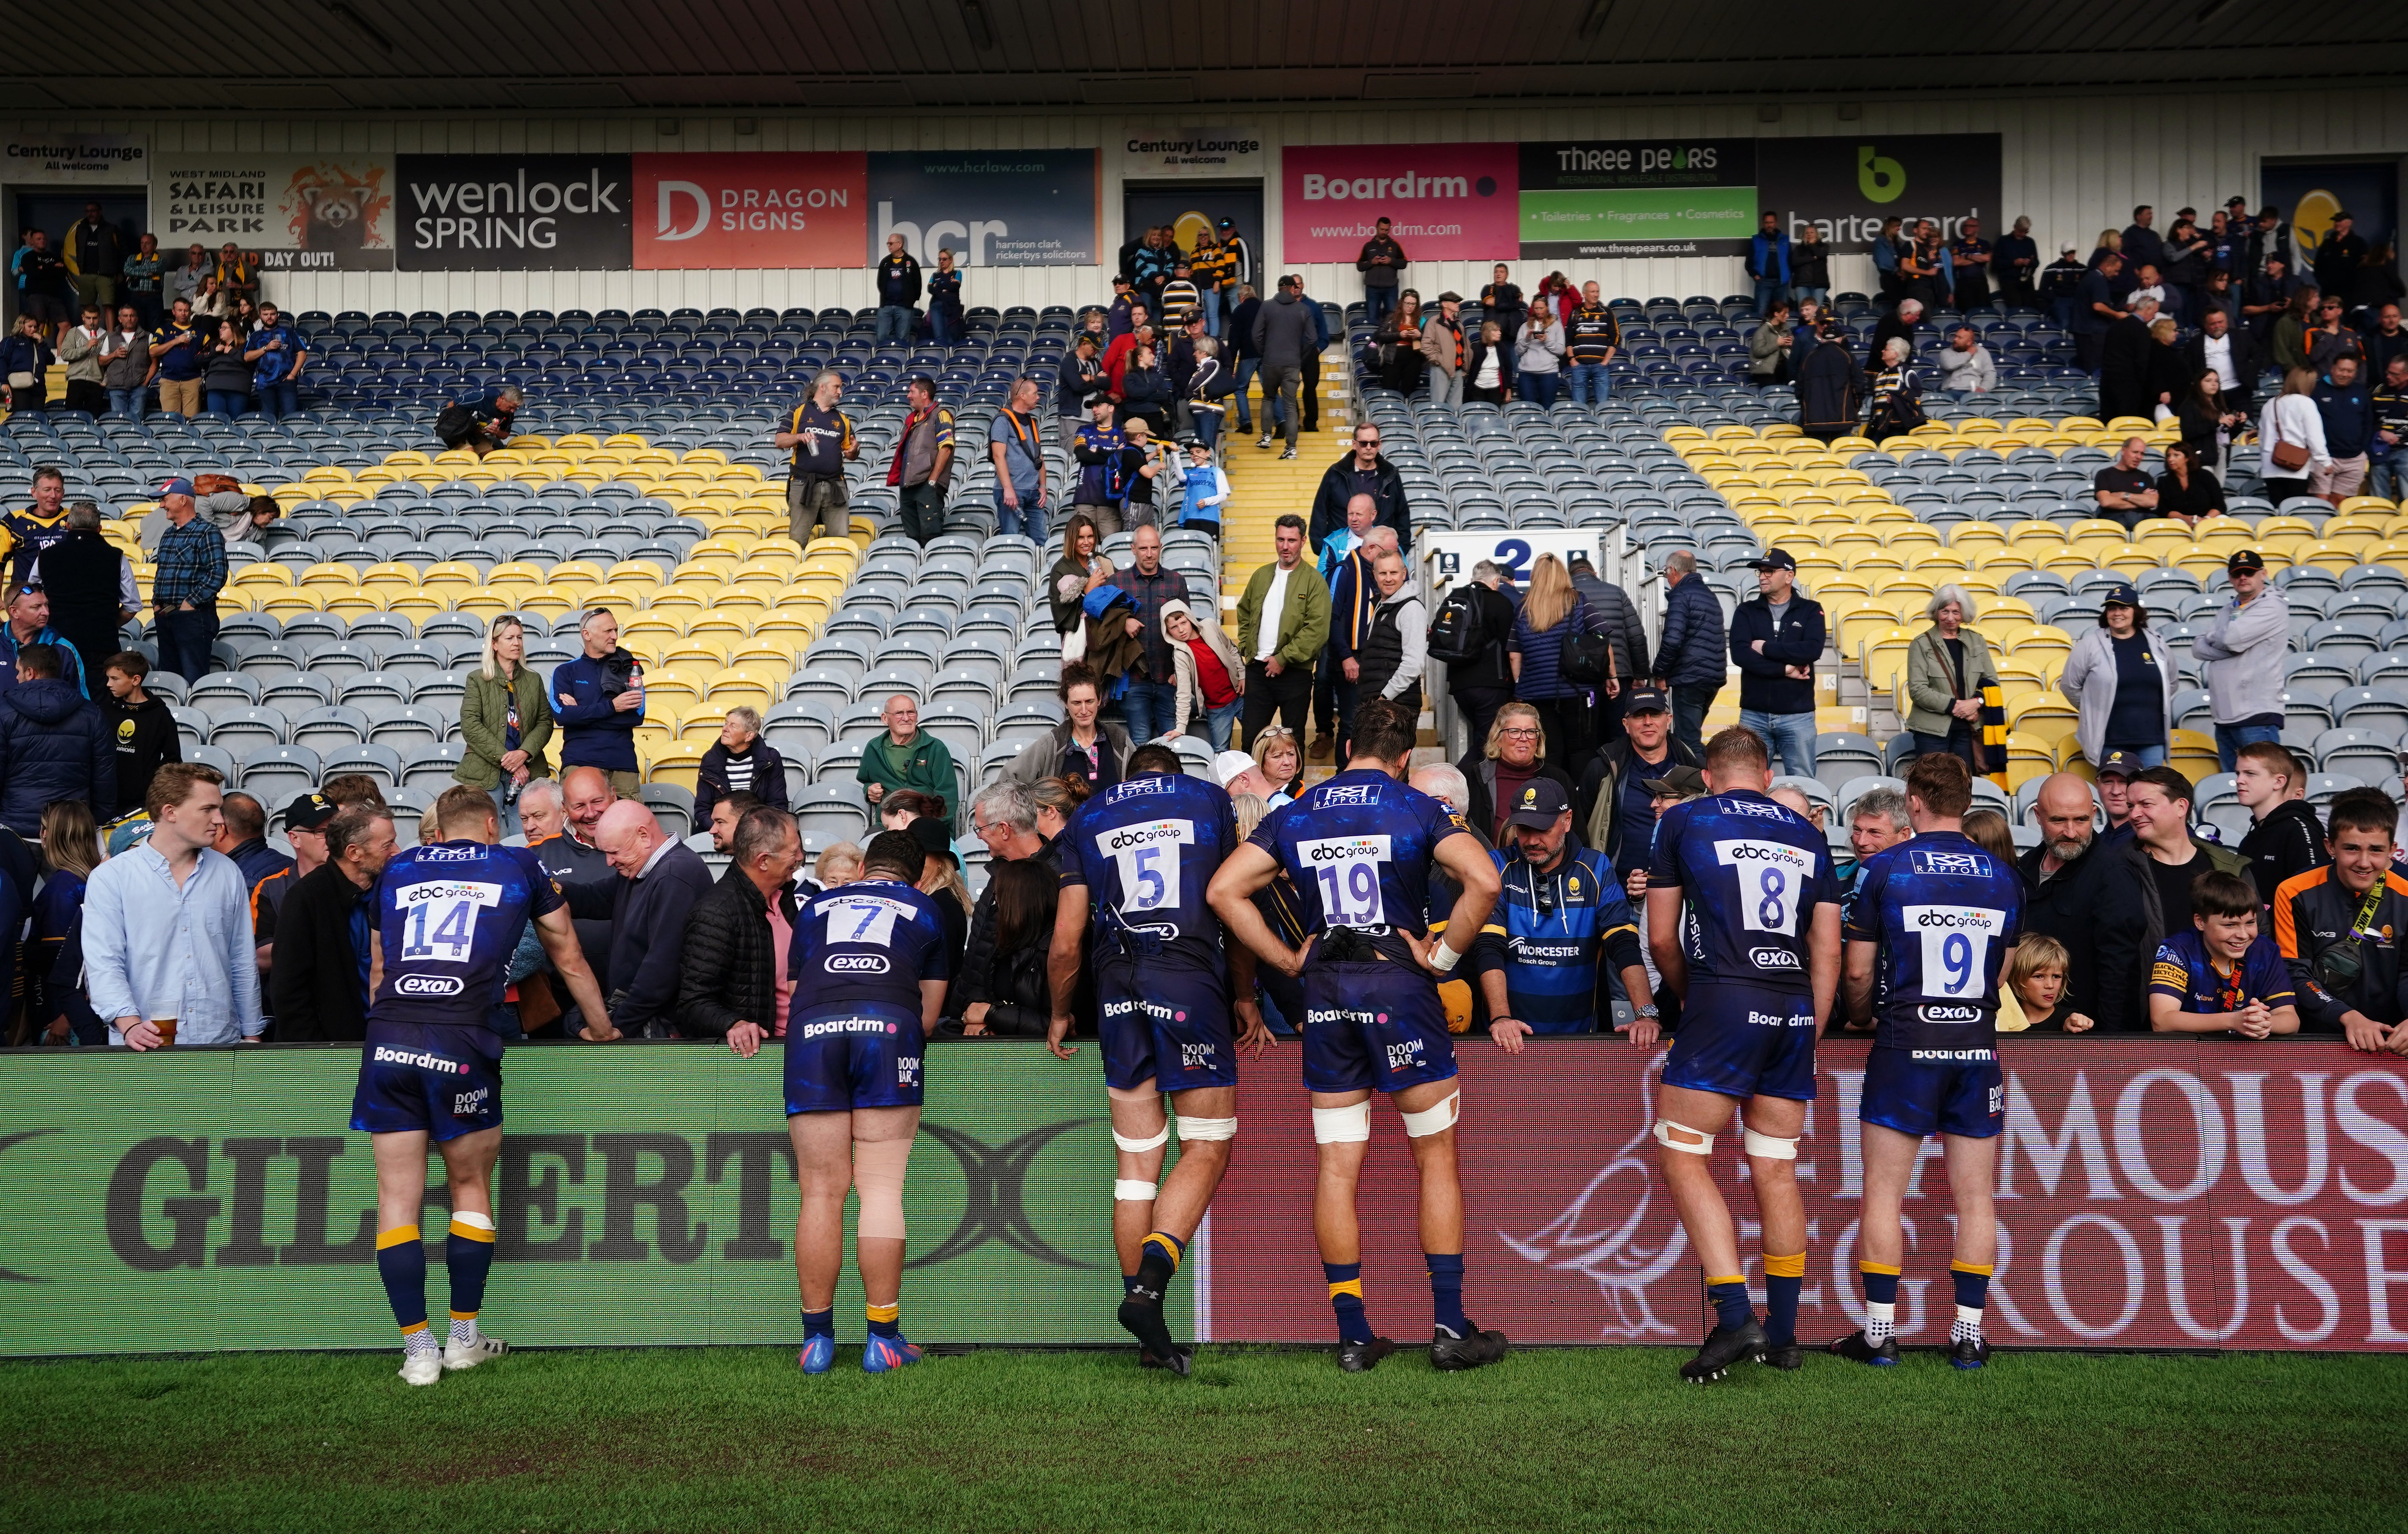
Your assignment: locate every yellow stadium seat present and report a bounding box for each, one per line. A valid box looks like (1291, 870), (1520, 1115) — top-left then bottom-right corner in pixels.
(361, 561), (420, 591)
(2002, 732), (2056, 790)
(549, 560), (608, 587)
(662, 639), (734, 671)
(452, 591), (518, 621)
(2006, 694), (2079, 745)
(260, 590), (327, 619)
(1860, 627), (1919, 693)
(297, 562), (358, 590)
(606, 560), (666, 589)
(386, 592), (448, 621)
(517, 588), (579, 619)
(676, 708), (730, 747)
(622, 616), (685, 648)
(232, 564), (294, 589)
(417, 562), (481, 592)
(2170, 729), (2220, 784)
(324, 591), (384, 619)
(638, 669), (704, 713)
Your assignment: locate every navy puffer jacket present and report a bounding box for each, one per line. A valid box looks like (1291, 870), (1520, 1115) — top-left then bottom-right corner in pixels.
(1655, 572), (1730, 689)
(0, 678), (115, 831)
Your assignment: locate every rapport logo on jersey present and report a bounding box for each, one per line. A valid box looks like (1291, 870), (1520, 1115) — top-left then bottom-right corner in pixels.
(1106, 778), (1174, 801)
(414, 845), (484, 863)
(395, 975), (464, 997)
(1317, 784), (1377, 807)
(1910, 847), (1994, 878)
(1721, 796), (1788, 820)
(372, 1044), (467, 1074)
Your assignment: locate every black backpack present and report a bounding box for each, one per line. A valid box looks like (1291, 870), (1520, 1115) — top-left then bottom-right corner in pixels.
(1561, 627), (1615, 686)
(1426, 583), (1487, 665)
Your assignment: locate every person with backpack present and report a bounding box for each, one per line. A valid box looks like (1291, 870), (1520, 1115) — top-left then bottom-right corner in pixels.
(1509, 554), (1608, 781)
(1429, 559), (1519, 756)
(1726, 549), (1825, 779)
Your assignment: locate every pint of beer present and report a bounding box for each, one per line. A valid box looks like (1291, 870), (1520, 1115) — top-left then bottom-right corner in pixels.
(152, 1014), (178, 1048)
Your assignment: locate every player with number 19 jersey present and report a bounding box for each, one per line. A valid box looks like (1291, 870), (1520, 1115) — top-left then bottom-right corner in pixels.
(1646, 789), (1840, 1100)
(1059, 771), (1242, 1092)
(350, 840), (563, 1139)
(1846, 831), (2022, 1137)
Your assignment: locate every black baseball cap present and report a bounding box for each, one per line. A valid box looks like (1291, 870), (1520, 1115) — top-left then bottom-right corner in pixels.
(2225, 195), (2248, 208)
(1625, 687), (1671, 715)
(2103, 580), (2141, 607)
(2094, 749), (2144, 780)
(285, 792), (337, 832)
(2228, 549), (2267, 574)
(1216, 217), (1235, 230)
(1503, 778), (1571, 829)
(1749, 548), (1798, 573)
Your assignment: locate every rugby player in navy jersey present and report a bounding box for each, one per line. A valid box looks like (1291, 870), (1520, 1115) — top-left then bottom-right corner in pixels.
(1643, 727), (1842, 1381)
(1208, 698), (1511, 1372)
(353, 786), (614, 1387)
(1046, 743), (1274, 1374)
(773, 829), (952, 1374)
(1837, 752), (2023, 1370)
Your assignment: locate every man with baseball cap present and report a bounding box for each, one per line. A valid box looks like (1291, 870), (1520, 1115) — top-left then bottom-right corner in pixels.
(1579, 686), (1700, 897)
(1473, 776), (1650, 1041)
(2192, 549), (2290, 771)
(1728, 548), (1824, 780)
(2091, 748), (2147, 841)
(251, 792), (341, 981)
(1212, 749), (1277, 802)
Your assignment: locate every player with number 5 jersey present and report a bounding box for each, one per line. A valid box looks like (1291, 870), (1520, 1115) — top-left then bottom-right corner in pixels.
(1210, 699), (1512, 1375)
(1049, 745), (1271, 1374)
(1837, 751), (2023, 1372)
(1642, 728), (1842, 1383)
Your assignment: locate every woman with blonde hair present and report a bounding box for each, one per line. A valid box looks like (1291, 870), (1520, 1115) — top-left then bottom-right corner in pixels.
(1251, 723), (1302, 806)
(1029, 775), (1084, 841)
(455, 613), (553, 834)
(1905, 583), (2002, 766)
(1508, 553), (1604, 778)
(812, 840), (864, 891)
(1452, 699), (1576, 845)
(29, 799), (104, 1044)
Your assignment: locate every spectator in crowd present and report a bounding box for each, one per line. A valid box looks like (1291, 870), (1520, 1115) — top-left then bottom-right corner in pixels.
(1868, 215), (1907, 305)
(1904, 217), (1952, 308)
(1837, 784), (1913, 916)
(267, 802), (396, 1043)
(0, 639), (112, 827)
(1514, 304), (1565, 407)
(99, 651), (177, 820)
(1652, 550), (1728, 760)
(706, 790), (762, 854)
(210, 243), (256, 308)
(912, 814), (973, 982)
(1727, 549), (1823, 779)
(1866, 297), (1921, 375)
(455, 613), (553, 831)
(551, 608), (645, 797)
(1070, 397), (1131, 536)
(1776, 224), (1827, 309)
(1117, 342), (1172, 437)
(1474, 776), (1649, 1040)
(3, 314), (53, 411)
(2193, 549), (2290, 770)
(1565, 553), (1646, 740)
(1314, 512), (1385, 761)
(1934, 325), (1998, 395)
(28, 800), (101, 1044)
(2015, 777), (2129, 1030)
(34, 504), (134, 690)
(249, 792), (335, 973)
(1419, 291), (1468, 413)
(100, 303), (151, 420)
(1102, 315), (1147, 395)
(2313, 354), (2375, 500)
(1356, 216), (1407, 330)
(2175, 366), (2253, 487)
(196, 318), (251, 418)
(2234, 742), (2330, 901)
(949, 858), (1057, 1038)
(212, 790), (292, 890)
(2276, 786), (2408, 1050)
(985, 375), (1050, 543)
(1994, 216), (2039, 305)
(1308, 422), (1410, 555)
(2148, 871), (2299, 1038)
(0, 586), (87, 697)
(120, 234), (163, 330)
(1214, 746), (1280, 806)
(2182, 306), (2260, 426)
(1865, 336), (1925, 439)
(1236, 514), (1329, 746)
(1225, 283), (1266, 435)
(436, 384), (522, 456)
(84, 763), (259, 1048)
(2258, 367), (2330, 503)
(165, 242), (208, 312)
(14, 230), (68, 342)
(2092, 750), (2143, 838)
(1796, 320), (1862, 442)
(924, 246), (963, 344)
(1113, 416), (1171, 529)
(242, 300), (305, 420)
(1047, 513), (1112, 652)
(1253, 275), (1319, 459)
(1010, 661), (1130, 795)
(2374, 354), (2408, 504)
(1455, 701), (1576, 847)
(857, 693), (956, 819)
(1058, 332), (1106, 421)
(874, 232), (922, 343)
(514, 775), (564, 845)
(57, 303), (110, 417)
(2097, 295), (2161, 420)
(2144, 315), (2192, 417)
(2270, 288), (2323, 373)
(1156, 261), (1201, 332)
(2091, 435), (2161, 527)
(2126, 263), (2171, 322)
(677, 803), (804, 1047)
(888, 374), (955, 546)
(1747, 299), (1794, 388)
(3, 468), (71, 590)
(1353, 546), (1426, 731)
(1563, 282), (1619, 406)
(2313, 212), (2367, 302)
(561, 800), (715, 1040)
(1510, 553), (1605, 780)
(1163, 598), (1242, 751)
(1174, 437), (1229, 537)
(531, 766), (616, 1026)
(1463, 319), (1513, 406)
(1103, 526), (1186, 748)
(2367, 303), (2408, 377)
(1479, 263), (1525, 338)
(883, 784), (947, 834)
(1438, 558), (1519, 755)
(2096, 767), (2255, 1024)
(694, 706), (789, 827)
(2122, 205), (2165, 274)
(1746, 211), (1791, 316)
(2155, 441), (2226, 523)
(1579, 688), (1697, 889)
(2071, 253), (2126, 375)
(1904, 585), (2001, 767)
(2058, 582), (2175, 770)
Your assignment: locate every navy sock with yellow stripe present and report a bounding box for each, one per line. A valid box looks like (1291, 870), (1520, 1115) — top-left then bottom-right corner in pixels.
(376, 1225), (433, 1354)
(445, 1211), (495, 1339)
(1763, 1251), (1806, 1347)
(1135, 1231), (1185, 1296)
(1705, 1274), (1753, 1332)
(1324, 1261), (1372, 1344)
(866, 1302), (901, 1341)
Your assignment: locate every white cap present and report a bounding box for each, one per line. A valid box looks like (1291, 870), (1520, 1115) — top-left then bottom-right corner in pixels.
(1212, 750), (1257, 788)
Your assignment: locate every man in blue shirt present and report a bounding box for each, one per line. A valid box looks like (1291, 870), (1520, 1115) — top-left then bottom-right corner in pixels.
(773, 828), (950, 1374)
(354, 784), (610, 1387)
(550, 608), (644, 798)
(1644, 725), (1841, 1381)
(1837, 752), (2023, 1372)
(1048, 744), (1269, 1374)
(1210, 697), (1509, 1374)
(241, 300), (307, 420)
(1474, 776), (1649, 1037)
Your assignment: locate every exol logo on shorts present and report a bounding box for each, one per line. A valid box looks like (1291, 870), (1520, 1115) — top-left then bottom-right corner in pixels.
(395, 974), (465, 997)
(826, 954), (890, 974)
(373, 1044), (468, 1074)
(1750, 947), (1803, 969)
(1919, 1004), (1984, 1022)
(452, 1086), (490, 1116)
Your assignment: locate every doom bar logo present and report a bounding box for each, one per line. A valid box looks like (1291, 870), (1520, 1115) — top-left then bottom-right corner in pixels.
(1208, 1041), (2408, 1349)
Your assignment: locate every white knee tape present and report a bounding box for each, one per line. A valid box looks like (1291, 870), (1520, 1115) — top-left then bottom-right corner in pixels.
(1654, 1119), (1715, 1156)
(1399, 1092), (1460, 1139)
(1112, 1127), (1170, 1154)
(1311, 1101), (1372, 1144)
(1114, 1178), (1158, 1203)
(1174, 1114), (1238, 1142)
(852, 1138), (912, 1240)
(1742, 1128), (1800, 1161)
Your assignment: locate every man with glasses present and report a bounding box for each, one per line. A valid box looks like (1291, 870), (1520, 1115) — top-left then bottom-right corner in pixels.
(1473, 777), (1649, 1039)
(1308, 424), (1411, 555)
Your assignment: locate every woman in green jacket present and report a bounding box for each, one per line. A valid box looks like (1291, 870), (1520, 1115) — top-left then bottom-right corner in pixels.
(1904, 584), (2002, 768)
(456, 614), (555, 831)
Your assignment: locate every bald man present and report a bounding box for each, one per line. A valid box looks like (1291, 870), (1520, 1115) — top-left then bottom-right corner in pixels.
(558, 799), (716, 1039)
(2016, 772), (2144, 1032)
(528, 764), (616, 1030)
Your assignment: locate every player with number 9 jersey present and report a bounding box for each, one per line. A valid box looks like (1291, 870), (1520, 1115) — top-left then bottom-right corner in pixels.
(350, 840), (565, 1139)
(785, 871), (951, 1114)
(1058, 769), (1243, 1091)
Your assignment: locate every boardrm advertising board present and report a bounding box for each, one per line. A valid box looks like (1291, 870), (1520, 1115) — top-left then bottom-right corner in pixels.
(865, 150), (1100, 267)
(396, 155), (634, 271)
(1280, 143), (1520, 263)
(3, 1039), (2402, 1355)
(1758, 134), (2004, 247)
(633, 152), (868, 270)
(155, 156), (398, 272)
(1518, 140), (1759, 259)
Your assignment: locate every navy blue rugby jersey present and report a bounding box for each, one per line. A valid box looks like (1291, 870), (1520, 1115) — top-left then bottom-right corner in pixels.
(1646, 788), (1840, 990)
(370, 840), (562, 1030)
(1844, 829), (2024, 1049)
(1058, 770), (1238, 965)
(789, 876), (952, 1013)
(1249, 768), (1472, 950)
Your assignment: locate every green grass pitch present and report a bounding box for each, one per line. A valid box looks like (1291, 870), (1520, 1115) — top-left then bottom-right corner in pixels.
(5, 1344), (2404, 1531)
